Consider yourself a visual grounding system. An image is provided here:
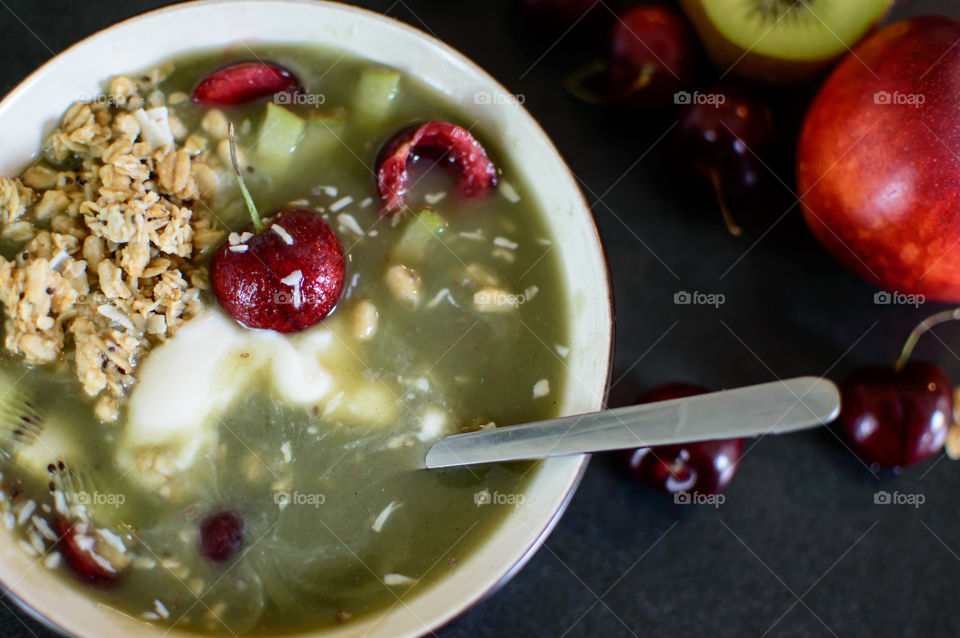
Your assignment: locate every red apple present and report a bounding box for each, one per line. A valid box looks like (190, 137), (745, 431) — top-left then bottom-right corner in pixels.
(797, 16), (960, 301)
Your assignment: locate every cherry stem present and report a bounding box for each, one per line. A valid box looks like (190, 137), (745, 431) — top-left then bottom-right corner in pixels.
(895, 307), (960, 371)
(227, 122), (263, 234)
(709, 169), (743, 237)
(612, 64), (656, 102)
(564, 59), (609, 105)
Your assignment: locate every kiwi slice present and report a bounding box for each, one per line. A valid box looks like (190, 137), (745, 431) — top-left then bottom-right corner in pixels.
(680, 0), (893, 82)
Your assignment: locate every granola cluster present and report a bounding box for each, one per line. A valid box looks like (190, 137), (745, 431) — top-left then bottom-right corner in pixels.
(0, 69), (228, 422)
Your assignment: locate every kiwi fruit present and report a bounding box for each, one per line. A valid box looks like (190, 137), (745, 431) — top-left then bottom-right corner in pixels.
(0, 371), (44, 459)
(679, 0), (893, 83)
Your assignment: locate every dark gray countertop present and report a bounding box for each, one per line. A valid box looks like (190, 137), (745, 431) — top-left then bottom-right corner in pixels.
(0, 1), (958, 636)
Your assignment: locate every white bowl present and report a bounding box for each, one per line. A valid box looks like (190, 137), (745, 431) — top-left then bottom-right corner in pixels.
(0, 1), (613, 636)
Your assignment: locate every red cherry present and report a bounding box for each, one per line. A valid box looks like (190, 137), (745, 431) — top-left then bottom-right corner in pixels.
(193, 61), (302, 106)
(607, 6), (697, 112)
(671, 83), (774, 235)
(199, 510), (245, 563)
(209, 210), (345, 333)
(376, 121), (498, 216)
(623, 383), (744, 496)
(838, 362), (951, 468)
(54, 518), (121, 586)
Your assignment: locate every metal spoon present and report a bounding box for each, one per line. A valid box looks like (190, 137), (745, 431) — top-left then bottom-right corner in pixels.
(424, 377), (840, 469)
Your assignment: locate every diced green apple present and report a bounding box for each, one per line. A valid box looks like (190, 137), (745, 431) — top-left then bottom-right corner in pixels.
(352, 69), (400, 126)
(256, 102), (306, 173)
(295, 115), (348, 161)
(391, 209), (446, 263)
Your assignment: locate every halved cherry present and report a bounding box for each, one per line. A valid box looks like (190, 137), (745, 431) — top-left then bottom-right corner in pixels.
(193, 61), (302, 106)
(209, 124), (345, 333)
(54, 517), (122, 586)
(376, 121), (499, 215)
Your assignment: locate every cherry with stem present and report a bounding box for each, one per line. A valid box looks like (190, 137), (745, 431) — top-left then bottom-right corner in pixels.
(209, 124), (345, 334)
(838, 308), (957, 469)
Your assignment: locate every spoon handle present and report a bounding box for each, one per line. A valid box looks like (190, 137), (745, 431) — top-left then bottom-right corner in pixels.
(424, 377), (840, 469)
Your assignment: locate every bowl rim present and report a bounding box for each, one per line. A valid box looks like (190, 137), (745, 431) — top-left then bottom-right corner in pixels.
(0, 1), (615, 636)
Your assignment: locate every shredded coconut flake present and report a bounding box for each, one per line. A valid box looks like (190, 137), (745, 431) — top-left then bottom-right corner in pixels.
(97, 528), (127, 553)
(425, 288), (460, 309)
(97, 304), (136, 334)
(280, 270), (303, 309)
(49, 249), (70, 271)
(337, 213), (364, 236)
(384, 573), (417, 586)
(533, 379), (550, 399)
(425, 191), (447, 204)
(329, 196), (354, 213)
(271, 224), (294, 245)
(372, 500), (402, 532)
(229, 244), (248, 253)
(134, 107), (174, 149)
(313, 185), (338, 197)
(493, 236), (518, 250)
(500, 181), (520, 203)
(31, 516), (57, 541)
(17, 500), (35, 526)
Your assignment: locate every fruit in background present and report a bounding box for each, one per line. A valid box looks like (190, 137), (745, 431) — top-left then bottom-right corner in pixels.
(679, 0), (892, 83)
(565, 5), (697, 113)
(193, 61), (302, 106)
(605, 5), (697, 113)
(210, 125), (345, 333)
(623, 383), (744, 496)
(376, 121), (498, 216)
(838, 363), (950, 469)
(837, 310), (957, 469)
(797, 17), (960, 301)
(671, 83), (774, 236)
